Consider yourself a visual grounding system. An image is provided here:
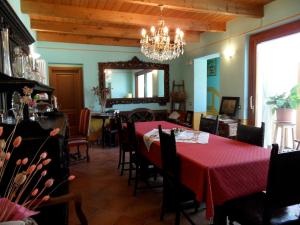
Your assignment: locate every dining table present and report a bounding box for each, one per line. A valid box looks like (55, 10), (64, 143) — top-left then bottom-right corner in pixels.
(134, 121), (271, 223)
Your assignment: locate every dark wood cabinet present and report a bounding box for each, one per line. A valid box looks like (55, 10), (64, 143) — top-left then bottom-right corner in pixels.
(218, 119), (238, 138)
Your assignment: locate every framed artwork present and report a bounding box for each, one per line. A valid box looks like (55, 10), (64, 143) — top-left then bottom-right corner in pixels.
(207, 58), (217, 76)
(185, 111), (194, 124)
(219, 97), (240, 117)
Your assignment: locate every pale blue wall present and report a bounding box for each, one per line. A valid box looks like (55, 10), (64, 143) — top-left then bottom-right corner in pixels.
(36, 41), (181, 111)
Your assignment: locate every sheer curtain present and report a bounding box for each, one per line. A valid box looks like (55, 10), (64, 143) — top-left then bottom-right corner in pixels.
(256, 32), (300, 147)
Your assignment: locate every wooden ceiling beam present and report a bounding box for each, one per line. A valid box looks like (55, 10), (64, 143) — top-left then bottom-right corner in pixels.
(31, 19), (201, 42)
(119, 0), (264, 18)
(21, 0), (226, 32)
(36, 31), (140, 47)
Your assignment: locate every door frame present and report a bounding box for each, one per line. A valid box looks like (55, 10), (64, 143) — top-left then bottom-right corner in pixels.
(248, 19), (300, 125)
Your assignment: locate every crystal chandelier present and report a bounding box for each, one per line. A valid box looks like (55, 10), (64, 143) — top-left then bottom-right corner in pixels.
(140, 6), (185, 61)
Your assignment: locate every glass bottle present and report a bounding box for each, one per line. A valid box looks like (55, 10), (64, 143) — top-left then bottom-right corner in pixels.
(1, 28), (12, 76)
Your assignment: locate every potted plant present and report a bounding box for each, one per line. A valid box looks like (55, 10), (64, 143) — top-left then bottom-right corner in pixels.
(266, 84), (300, 122)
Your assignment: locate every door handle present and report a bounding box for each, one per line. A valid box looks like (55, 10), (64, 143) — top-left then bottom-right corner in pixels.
(250, 96), (254, 110)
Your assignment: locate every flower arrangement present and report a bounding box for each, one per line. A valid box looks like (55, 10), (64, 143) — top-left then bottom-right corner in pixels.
(91, 86), (110, 112)
(0, 87), (75, 222)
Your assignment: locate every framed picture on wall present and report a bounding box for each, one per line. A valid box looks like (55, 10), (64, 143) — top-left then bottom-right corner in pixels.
(207, 58), (217, 76)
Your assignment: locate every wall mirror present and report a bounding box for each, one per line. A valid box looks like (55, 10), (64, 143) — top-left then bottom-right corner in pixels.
(99, 57), (169, 107)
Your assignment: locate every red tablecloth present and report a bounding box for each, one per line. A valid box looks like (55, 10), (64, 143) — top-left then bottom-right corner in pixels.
(135, 121), (271, 219)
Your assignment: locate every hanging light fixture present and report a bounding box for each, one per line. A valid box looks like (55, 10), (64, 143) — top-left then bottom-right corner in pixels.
(140, 5), (185, 61)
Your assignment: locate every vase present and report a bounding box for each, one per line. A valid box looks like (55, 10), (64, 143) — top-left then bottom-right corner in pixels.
(276, 108), (296, 123)
(1, 28), (12, 76)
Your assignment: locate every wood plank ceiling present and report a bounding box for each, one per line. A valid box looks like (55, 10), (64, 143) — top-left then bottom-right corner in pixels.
(21, 0), (273, 47)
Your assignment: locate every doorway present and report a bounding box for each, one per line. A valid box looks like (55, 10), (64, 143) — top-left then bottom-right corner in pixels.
(49, 66), (84, 136)
(248, 20), (300, 147)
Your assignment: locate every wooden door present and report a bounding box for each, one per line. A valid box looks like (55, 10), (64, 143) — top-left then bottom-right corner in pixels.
(248, 20), (300, 125)
(49, 67), (84, 136)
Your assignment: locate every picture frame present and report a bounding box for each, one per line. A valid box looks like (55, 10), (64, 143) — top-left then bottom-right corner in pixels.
(219, 97), (240, 117)
(207, 58), (217, 76)
(185, 110), (194, 124)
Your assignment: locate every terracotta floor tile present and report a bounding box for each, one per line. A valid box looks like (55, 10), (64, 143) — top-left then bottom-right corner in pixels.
(68, 146), (210, 225)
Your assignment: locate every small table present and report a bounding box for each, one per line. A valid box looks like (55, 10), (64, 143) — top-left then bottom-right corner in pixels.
(92, 112), (115, 147)
(273, 121), (296, 149)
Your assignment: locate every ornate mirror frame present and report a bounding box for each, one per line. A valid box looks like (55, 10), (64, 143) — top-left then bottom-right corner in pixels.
(98, 56), (169, 107)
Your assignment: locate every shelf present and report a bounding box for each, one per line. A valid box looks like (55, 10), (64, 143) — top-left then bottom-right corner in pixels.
(0, 72), (54, 93)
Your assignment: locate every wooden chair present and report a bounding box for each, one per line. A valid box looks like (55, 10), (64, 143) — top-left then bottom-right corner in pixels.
(116, 116), (132, 176)
(199, 114), (219, 134)
(237, 122), (265, 147)
(37, 192), (88, 225)
(225, 144), (300, 225)
(126, 120), (138, 187)
(158, 125), (197, 225)
(127, 120), (160, 195)
(68, 108), (91, 162)
(128, 108), (155, 122)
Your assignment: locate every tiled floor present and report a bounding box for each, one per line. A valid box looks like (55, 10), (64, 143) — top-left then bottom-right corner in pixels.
(68, 145), (210, 225)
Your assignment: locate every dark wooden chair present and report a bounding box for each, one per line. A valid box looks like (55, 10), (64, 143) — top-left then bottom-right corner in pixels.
(158, 125), (198, 225)
(103, 117), (119, 147)
(126, 120), (138, 187)
(199, 114), (219, 134)
(117, 116), (134, 176)
(225, 144), (300, 225)
(68, 108), (91, 162)
(237, 122), (265, 147)
(127, 120), (160, 195)
(38, 192), (88, 225)
(128, 108), (155, 122)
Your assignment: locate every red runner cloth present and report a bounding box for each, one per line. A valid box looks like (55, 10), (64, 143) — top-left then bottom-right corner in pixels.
(135, 121), (270, 219)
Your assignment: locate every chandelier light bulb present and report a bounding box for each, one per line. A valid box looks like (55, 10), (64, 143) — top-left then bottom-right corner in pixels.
(140, 8), (185, 61)
(150, 26), (155, 33)
(141, 29), (146, 37)
(163, 26), (168, 34)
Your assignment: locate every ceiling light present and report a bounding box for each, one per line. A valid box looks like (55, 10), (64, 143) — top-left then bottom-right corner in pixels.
(140, 6), (185, 61)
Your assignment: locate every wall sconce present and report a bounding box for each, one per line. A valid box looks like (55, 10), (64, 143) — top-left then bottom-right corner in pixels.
(223, 45), (235, 60)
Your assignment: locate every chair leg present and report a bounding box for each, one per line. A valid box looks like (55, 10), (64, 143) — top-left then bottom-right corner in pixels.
(175, 210), (181, 225)
(160, 197), (166, 221)
(77, 146), (81, 159)
(128, 151), (133, 185)
(86, 143), (89, 162)
(117, 145), (122, 169)
(120, 149), (125, 176)
(133, 157), (139, 196)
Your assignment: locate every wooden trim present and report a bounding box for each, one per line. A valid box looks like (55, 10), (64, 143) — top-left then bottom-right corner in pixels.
(248, 19), (300, 125)
(37, 31), (140, 47)
(21, 0), (226, 32)
(120, 0), (264, 18)
(98, 56), (169, 106)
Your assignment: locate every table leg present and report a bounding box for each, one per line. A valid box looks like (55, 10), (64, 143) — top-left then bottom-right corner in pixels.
(280, 126), (284, 149)
(213, 206), (227, 225)
(102, 118), (106, 148)
(292, 126), (296, 149)
(273, 125), (278, 144)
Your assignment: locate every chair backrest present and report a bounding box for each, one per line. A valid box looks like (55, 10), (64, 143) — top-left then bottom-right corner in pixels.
(128, 108), (155, 122)
(236, 122), (265, 147)
(199, 114), (219, 134)
(78, 108), (91, 136)
(264, 144), (300, 221)
(126, 120), (138, 151)
(158, 125), (179, 179)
